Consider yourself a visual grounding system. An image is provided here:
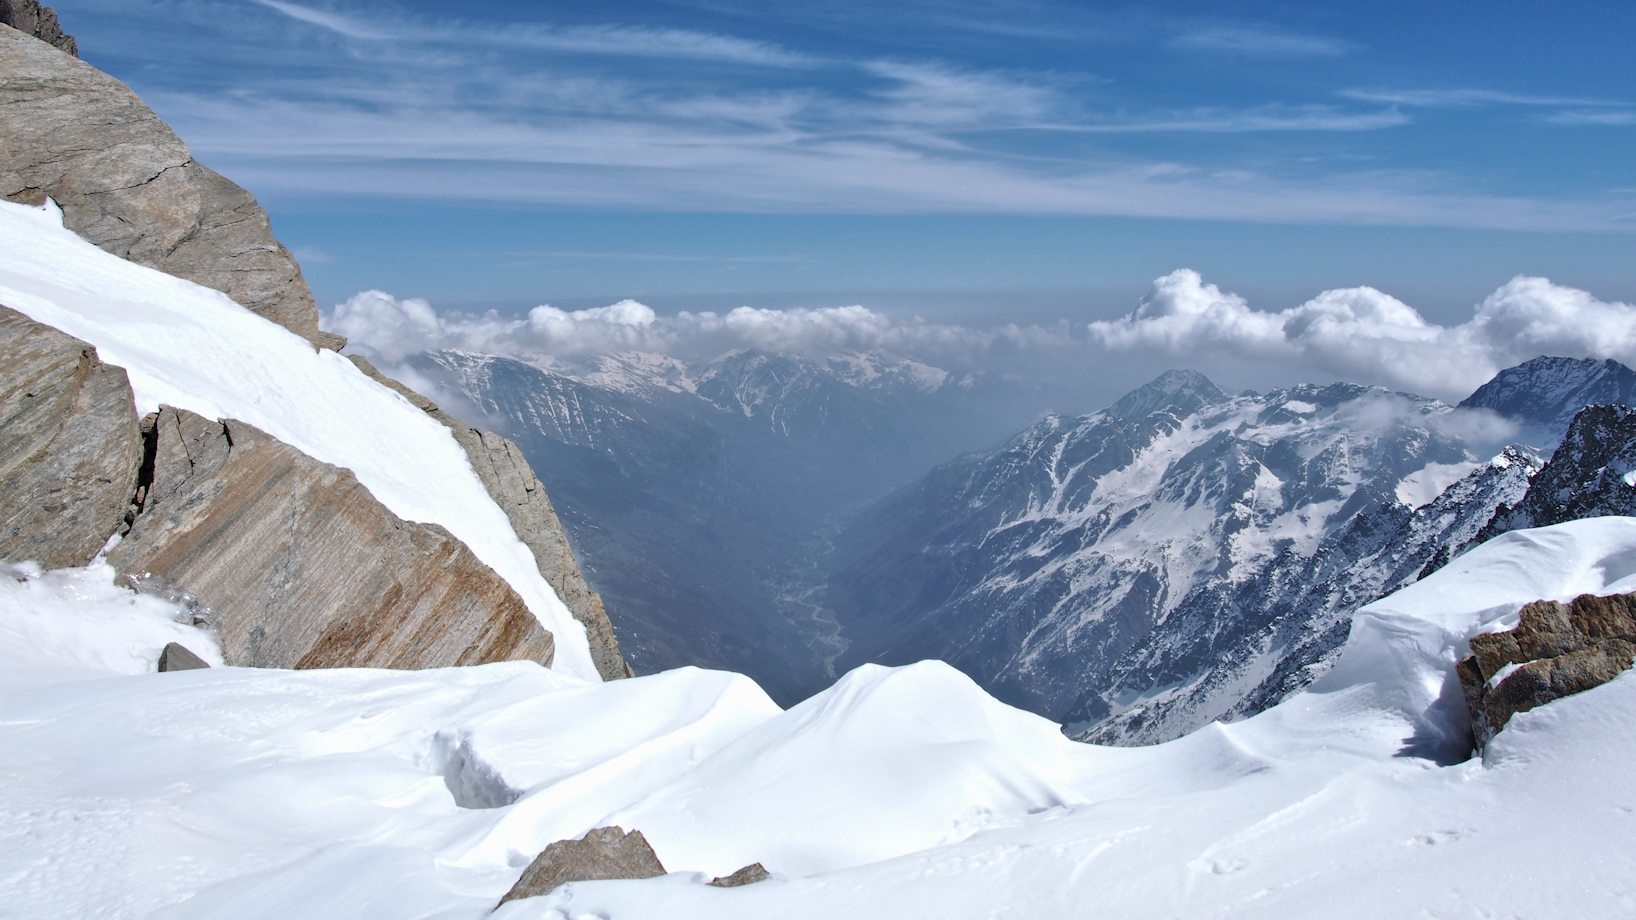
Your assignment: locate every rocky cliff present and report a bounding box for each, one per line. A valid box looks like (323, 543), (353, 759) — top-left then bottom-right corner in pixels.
(0, 12), (629, 677)
(0, 24), (336, 348)
(0, 0), (74, 56)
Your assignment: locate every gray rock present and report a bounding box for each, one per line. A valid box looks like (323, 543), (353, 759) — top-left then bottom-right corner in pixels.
(0, 307), (141, 568)
(157, 642), (209, 672)
(1457, 592), (1636, 748)
(0, 0), (76, 56)
(708, 863), (770, 888)
(0, 29), (340, 348)
(107, 406), (555, 670)
(498, 826), (666, 905)
(348, 355), (632, 680)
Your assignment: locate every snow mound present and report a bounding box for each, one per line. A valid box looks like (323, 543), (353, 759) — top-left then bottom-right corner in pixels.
(0, 200), (596, 680)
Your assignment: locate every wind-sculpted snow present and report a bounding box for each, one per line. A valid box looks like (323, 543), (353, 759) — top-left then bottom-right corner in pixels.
(828, 371), (1483, 732)
(0, 200), (598, 680)
(6, 519), (1636, 918)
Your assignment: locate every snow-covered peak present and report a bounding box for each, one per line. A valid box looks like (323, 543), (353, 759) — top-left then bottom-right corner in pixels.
(1459, 354), (1636, 438)
(1104, 368), (1227, 421)
(542, 350), (698, 396)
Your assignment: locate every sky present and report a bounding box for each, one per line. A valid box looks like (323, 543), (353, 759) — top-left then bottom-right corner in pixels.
(46, 0), (1636, 407)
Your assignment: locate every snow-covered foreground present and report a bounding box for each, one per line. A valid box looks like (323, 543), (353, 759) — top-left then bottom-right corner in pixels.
(3, 518), (1635, 918)
(0, 200), (597, 681)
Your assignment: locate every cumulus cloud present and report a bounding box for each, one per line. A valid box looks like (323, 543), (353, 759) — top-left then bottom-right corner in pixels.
(1088, 269), (1636, 401)
(323, 291), (1079, 370)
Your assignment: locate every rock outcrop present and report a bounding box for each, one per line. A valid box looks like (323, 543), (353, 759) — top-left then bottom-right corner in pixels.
(157, 642), (209, 672)
(349, 356), (631, 679)
(498, 826), (666, 906)
(1458, 592), (1636, 748)
(107, 407), (555, 670)
(0, 307), (141, 569)
(708, 863), (770, 888)
(0, 27), (338, 348)
(1477, 404), (1636, 541)
(0, 0), (75, 55)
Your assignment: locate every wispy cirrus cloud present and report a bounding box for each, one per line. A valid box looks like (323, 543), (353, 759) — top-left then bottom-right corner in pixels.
(1340, 87), (1628, 109)
(1169, 25), (1354, 58)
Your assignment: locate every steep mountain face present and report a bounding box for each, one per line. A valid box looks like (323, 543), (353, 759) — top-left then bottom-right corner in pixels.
(1076, 448), (1540, 743)
(1478, 404), (1636, 537)
(1459, 356), (1636, 444)
(414, 348), (1010, 702)
(826, 372), (1486, 727)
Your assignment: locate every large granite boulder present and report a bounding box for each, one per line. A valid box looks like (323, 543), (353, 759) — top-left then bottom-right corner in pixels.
(0, 307), (141, 568)
(498, 826), (666, 906)
(0, 0), (75, 55)
(107, 406), (555, 669)
(349, 355), (632, 679)
(1457, 592), (1636, 748)
(0, 27), (338, 348)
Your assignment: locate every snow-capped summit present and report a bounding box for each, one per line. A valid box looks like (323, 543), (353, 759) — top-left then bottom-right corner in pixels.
(1459, 355), (1636, 442)
(1105, 368), (1227, 421)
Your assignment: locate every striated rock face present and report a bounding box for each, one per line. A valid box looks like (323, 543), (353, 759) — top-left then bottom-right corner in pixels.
(1458, 592), (1636, 748)
(498, 826), (665, 905)
(0, 28), (337, 348)
(106, 406), (555, 670)
(0, 307), (141, 568)
(0, 0), (76, 55)
(349, 355), (631, 679)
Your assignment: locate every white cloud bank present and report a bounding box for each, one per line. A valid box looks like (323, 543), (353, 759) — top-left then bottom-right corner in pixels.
(323, 291), (1073, 369)
(326, 273), (1636, 405)
(1088, 270), (1636, 400)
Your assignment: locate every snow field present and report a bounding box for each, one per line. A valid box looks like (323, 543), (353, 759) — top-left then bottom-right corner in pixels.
(0, 200), (597, 680)
(4, 519), (1636, 918)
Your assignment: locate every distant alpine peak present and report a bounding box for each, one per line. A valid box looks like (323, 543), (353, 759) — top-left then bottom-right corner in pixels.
(823, 352), (950, 394)
(1104, 368), (1227, 421)
(1459, 354), (1636, 437)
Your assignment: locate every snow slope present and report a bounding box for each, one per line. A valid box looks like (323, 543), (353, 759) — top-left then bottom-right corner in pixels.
(4, 518), (1635, 918)
(0, 200), (597, 680)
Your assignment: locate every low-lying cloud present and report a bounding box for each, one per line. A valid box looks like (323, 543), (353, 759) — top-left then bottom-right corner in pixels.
(326, 272), (1636, 408)
(1088, 270), (1636, 401)
(323, 291), (1076, 370)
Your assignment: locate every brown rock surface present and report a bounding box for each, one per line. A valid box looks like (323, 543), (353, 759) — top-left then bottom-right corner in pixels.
(349, 355), (632, 679)
(0, 28), (339, 348)
(0, 1), (76, 55)
(498, 826), (666, 905)
(708, 863), (771, 888)
(1457, 592), (1636, 747)
(0, 306), (141, 568)
(107, 406), (555, 670)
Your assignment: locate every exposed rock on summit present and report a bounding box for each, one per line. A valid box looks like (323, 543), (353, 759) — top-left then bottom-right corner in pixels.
(0, 307), (141, 569)
(498, 826), (666, 906)
(107, 406), (556, 670)
(0, 0), (75, 55)
(1458, 592), (1636, 748)
(0, 27), (338, 348)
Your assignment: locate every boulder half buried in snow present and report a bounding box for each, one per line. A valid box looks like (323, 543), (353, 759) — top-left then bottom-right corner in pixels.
(107, 406), (555, 670)
(156, 642), (209, 672)
(1457, 592), (1636, 747)
(498, 826), (666, 906)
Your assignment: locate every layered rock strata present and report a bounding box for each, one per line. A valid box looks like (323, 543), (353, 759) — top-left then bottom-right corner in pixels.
(0, 27), (338, 348)
(350, 356), (631, 679)
(108, 406), (555, 669)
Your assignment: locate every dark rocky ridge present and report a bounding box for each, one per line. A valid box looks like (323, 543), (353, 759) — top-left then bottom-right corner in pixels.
(0, 0), (75, 55)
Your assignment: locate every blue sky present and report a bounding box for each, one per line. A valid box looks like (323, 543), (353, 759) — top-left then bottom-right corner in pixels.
(52, 0), (1636, 331)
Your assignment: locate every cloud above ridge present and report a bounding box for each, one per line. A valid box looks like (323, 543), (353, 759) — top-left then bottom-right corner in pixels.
(1088, 270), (1636, 400)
